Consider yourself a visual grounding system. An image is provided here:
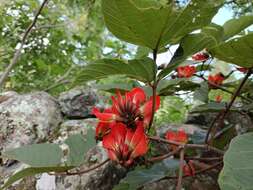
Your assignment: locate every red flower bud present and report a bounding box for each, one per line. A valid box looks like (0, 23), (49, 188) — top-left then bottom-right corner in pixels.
(192, 52), (209, 62)
(177, 65), (196, 78)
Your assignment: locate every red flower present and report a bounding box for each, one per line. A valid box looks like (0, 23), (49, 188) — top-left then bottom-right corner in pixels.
(183, 161), (195, 176)
(165, 129), (188, 144)
(95, 122), (112, 141)
(177, 65), (196, 78)
(215, 95), (222, 103)
(93, 87), (160, 128)
(236, 67), (248, 73)
(102, 122), (148, 166)
(192, 52), (209, 61)
(208, 73), (225, 88)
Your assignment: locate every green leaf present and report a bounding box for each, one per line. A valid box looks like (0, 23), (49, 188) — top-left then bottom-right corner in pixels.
(95, 83), (134, 94)
(113, 159), (179, 190)
(135, 46), (150, 59)
(75, 58), (156, 84)
(193, 82), (209, 103)
(201, 23), (224, 43)
(210, 33), (253, 68)
(65, 129), (96, 166)
(102, 0), (223, 49)
(223, 15), (253, 40)
(219, 133), (253, 190)
(0, 166), (72, 190)
(3, 144), (63, 167)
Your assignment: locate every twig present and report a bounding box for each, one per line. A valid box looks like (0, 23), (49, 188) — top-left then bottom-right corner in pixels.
(148, 147), (182, 162)
(194, 74), (252, 103)
(0, 0), (49, 88)
(184, 156), (223, 162)
(53, 159), (110, 176)
(176, 148), (185, 190)
(206, 69), (252, 144)
(148, 136), (224, 155)
(148, 49), (158, 131)
(157, 161), (223, 182)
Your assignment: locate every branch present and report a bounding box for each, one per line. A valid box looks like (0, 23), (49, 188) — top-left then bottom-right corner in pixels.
(148, 147), (182, 162)
(194, 74), (252, 103)
(0, 0), (49, 88)
(53, 159), (110, 176)
(149, 136), (224, 155)
(148, 49), (158, 131)
(176, 148), (185, 190)
(206, 69), (252, 144)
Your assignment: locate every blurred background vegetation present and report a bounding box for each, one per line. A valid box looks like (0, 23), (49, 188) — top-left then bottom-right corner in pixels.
(0, 0), (252, 124)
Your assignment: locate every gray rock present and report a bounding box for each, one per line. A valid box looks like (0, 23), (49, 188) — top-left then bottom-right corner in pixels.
(186, 112), (253, 135)
(54, 146), (127, 190)
(58, 87), (98, 118)
(0, 91), (62, 152)
(0, 91), (63, 189)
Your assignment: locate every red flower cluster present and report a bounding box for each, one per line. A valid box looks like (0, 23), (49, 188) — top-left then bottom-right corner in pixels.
(103, 122), (148, 166)
(93, 88), (160, 166)
(208, 73), (225, 88)
(165, 130), (188, 143)
(192, 52), (209, 62)
(177, 65), (196, 78)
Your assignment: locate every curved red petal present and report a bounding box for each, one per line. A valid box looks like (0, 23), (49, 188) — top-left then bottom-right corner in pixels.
(126, 87), (146, 105)
(107, 149), (118, 162)
(92, 107), (116, 122)
(130, 134), (148, 159)
(125, 128), (134, 146)
(178, 130), (188, 143)
(165, 131), (176, 141)
(129, 124), (145, 149)
(95, 122), (111, 140)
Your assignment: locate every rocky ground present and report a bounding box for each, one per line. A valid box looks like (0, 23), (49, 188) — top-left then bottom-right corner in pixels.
(0, 87), (252, 190)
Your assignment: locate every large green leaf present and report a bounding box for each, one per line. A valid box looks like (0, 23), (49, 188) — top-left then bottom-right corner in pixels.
(102, 0), (223, 49)
(0, 166), (72, 190)
(210, 33), (253, 68)
(223, 15), (253, 40)
(65, 129), (96, 166)
(113, 158), (179, 190)
(219, 133), (253, 190)
(75, 58), (156, 84)
(3, 144), (63, 167)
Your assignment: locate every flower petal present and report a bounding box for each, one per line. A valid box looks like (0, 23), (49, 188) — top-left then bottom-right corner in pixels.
(95, 122), (111, 140)
(130, 134), (148, 159)
(129, 123), (145, 149)
(126, 87), (146, 105)
(92, 107), (116, 122)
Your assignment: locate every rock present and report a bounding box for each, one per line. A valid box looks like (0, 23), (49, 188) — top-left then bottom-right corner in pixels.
(0, 91), (62, 152)
(58, 87), (98, 118)
(28, 119), (126, 190)
(186, 112), (253, 135)
(0, 91), (63, 189)
(54, 146), (127, 190)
